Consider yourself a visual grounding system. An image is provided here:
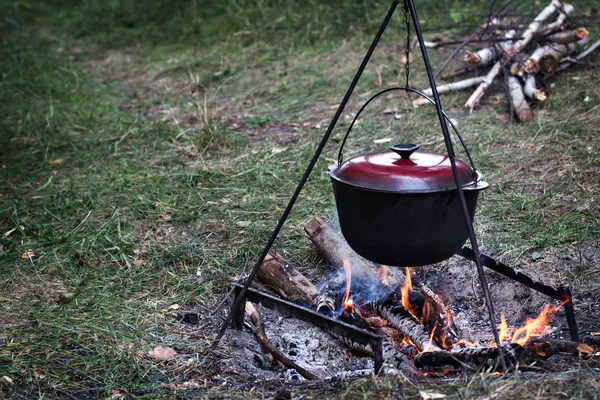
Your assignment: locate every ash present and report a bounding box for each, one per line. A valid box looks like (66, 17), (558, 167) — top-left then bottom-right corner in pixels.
(221, 306), (374, 382)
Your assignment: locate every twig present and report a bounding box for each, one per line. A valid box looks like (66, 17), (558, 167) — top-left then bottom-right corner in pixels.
(245, 302), (319, 380)
(557, 39), (600, 71)
(427, 0), (517, 86)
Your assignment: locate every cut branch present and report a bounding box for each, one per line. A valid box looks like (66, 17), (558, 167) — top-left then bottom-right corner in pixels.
(523, 74), (547, 101)
(526, 42), (579, 75)
(558, 39), (600, 71)
(414, 77), (485, 106)
(537, 3), (575, 37)
(256, 251), (318, 305)
(546, 28), (589, 44)
(465, 0), (562, 109)
(464, 30), (516, 67)
(507, 75), (534, 122)
(245, 302), (319, 380)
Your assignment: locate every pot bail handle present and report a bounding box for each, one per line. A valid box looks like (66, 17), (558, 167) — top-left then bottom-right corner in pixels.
(391, 143), (419, 159)
(336, 87), (478, 182)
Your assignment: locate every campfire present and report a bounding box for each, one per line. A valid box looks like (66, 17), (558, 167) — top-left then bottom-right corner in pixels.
(229, 217), (596, 379)
(214, 0), (598, 381)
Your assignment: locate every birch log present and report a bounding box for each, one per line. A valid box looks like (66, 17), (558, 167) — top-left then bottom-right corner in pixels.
(413, 76), (485, 106)
(465, 0), (561, 110)
(523, 75), (547, 101)
(510, 61), (526, 78)
(547, 28), (589, 44)
(512, 0), (562, 54)
(464, 30), (516, 67)
(507, 76), (534, 123)
(526, 42), (578, 74)
(537, 3), (575, 37)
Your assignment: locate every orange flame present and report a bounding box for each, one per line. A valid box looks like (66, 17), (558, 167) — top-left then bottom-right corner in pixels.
(401, 267), (414, 314)
(342, 259), (354, 314)
(499, 314), (508, 344)
(423, 324), (438, 353)
(510, 303), (559, 346)
(378, 265), (391, 289)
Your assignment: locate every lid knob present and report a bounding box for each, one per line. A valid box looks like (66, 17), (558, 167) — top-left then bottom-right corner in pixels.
(391, 143), (419, 159)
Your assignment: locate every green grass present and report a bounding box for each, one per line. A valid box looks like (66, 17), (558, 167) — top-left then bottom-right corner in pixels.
(1, 0), (599, 397)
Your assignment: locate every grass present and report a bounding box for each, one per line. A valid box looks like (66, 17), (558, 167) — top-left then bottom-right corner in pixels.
(1, 0), (599, 398)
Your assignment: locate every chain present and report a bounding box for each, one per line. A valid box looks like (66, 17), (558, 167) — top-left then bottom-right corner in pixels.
(401, 1), (410, 88)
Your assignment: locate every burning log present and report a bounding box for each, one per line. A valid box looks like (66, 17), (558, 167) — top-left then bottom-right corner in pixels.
(507, 75), (534, 123)
(371, 294), (443, 353)
(304, 216), (396, 314)
(245, 302), (319, 380)
(304, 217), (381, 278)
(525, 338), (596, 358)
(414, 344), (526, 370)
(304, 216), (457, 342)
(256, 251), (318, 305)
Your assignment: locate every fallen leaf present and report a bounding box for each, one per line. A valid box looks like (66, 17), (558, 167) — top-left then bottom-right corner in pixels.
(2, 375), (13, 385)
(110, 389), (122, 399)
(236, 221), (251, 228)
(169, 304), (180, 310)
(48, 158), (64, 165)
(575, 343), (595, 354)
(132, 260), (145, 267)
(196, 277), (206, 285)
(419, 391), (446, 400)
(158, 214), (171, 221)
(21, 249), (35, 259)
(148, 345), (177, 360)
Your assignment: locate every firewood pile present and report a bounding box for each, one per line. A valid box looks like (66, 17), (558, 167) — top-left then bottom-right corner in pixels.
(238, 216), (599, 379)
(414, 0), (599, 123)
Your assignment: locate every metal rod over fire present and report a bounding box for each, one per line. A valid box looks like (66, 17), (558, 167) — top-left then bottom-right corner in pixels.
(401, 0), (507, 370)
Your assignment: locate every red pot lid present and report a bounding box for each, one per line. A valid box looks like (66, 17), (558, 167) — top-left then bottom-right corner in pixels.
(330, 144), (476, 193)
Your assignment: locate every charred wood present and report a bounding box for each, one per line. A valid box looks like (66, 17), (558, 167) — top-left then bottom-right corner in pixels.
(371, 294), (443, 353)
(414, 344), (526, 370)
(245, 302), (319, 380)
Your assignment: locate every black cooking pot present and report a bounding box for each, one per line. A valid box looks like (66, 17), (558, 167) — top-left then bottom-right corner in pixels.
(328, 88), (488, 267)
